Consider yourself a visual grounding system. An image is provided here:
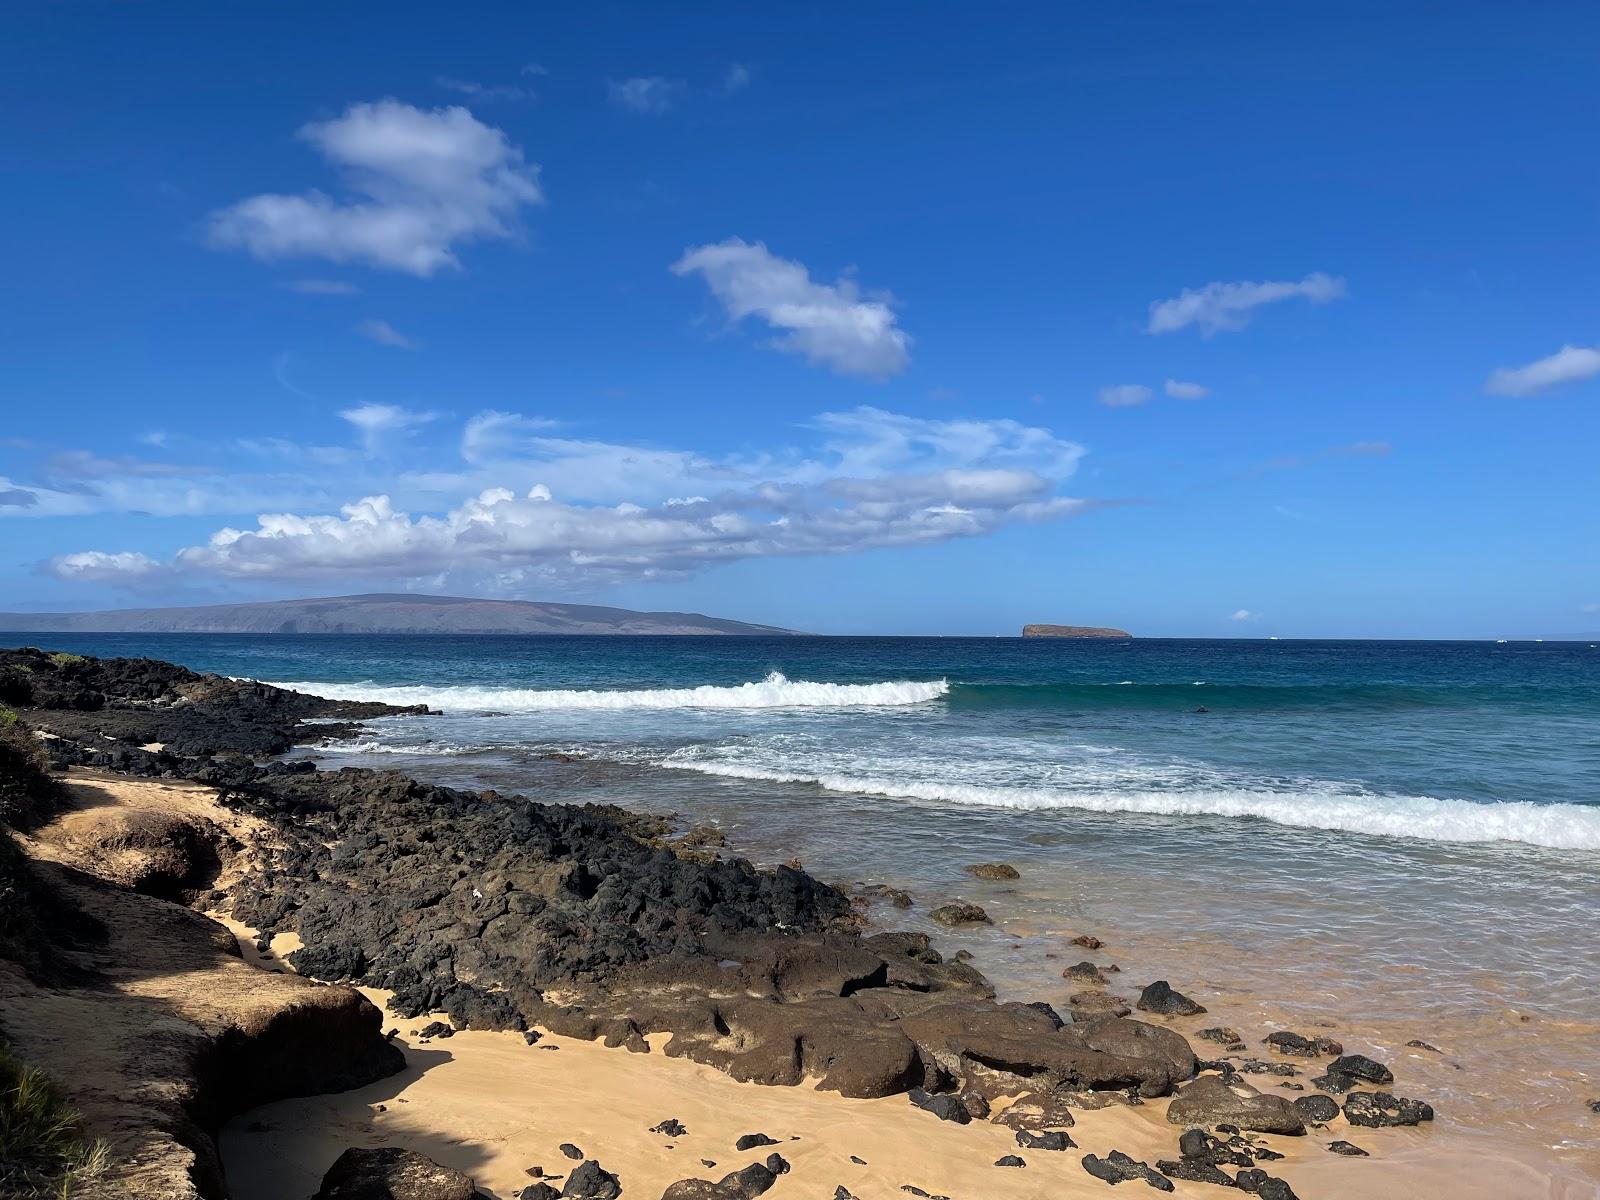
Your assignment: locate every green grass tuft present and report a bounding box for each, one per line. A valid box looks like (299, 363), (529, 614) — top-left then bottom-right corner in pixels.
(0, 1043), (108, 1197)
(0, 708), (15, 729)
(46, 653), (84, 667)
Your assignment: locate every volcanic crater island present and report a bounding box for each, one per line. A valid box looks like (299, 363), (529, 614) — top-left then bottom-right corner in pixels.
(0, 645), (1552, 1199)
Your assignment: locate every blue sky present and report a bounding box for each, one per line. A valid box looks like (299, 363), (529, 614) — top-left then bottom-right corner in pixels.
(2, 2), (1597, 637)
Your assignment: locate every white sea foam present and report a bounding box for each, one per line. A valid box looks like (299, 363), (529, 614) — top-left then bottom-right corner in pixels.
(660, 751), (1600, 851)
(265, 671), (948, 713)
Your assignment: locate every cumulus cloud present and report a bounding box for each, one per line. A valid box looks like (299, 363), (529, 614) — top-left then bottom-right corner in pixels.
(607, 76), (683, 113)
(208, 100), (543, 276)
(1230, 608), (1260, 622)
(1164, 378), (1209, 400)
(355, 318), (418, 348)
(49, 550), (164, 582)
(1147, 273), (1346, 336)
(1484, 344), (1600, 397)
(672, 238), (911, 378)
(1098, 384), (1152, 408)
(50, 408), (1087, 589)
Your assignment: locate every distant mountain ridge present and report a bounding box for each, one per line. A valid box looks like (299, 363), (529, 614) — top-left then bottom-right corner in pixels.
(0, 593), (799, 636)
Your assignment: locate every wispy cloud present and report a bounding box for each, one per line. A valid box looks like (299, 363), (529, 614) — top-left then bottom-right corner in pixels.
(1098, 384), (1152, 408)
(721, 63), (752, 94)
(208, 100), (543, 276)
(1164, 378), (1209, 400)
(1230, 608), (1261, 622)
(285, 278), (359, 295)
(435, 76), (535, 102)
(672, 238), (911, 378)
(354, 318), (419, 349)
(340, 404), (438, 452)
(607, 76), (684, 114)
(49, 408), (1088, 591)
(1147, 273), (1346, 336)
(1484, 344), (1600, 397)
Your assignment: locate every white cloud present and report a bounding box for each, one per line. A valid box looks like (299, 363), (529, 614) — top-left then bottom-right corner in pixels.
(1230, 608), (1261, 622)
(1484, 344), (1600, 397)
(208, 100), (543, 276)
(1147, 273), (1346, 336)
(672, 238), (911, 378)
(1582, 603), (1599, 614)
(340, 404), (438, 452)
(607, 76), (683, 114)
(49, 551), (164, 583)
(355, 318), (419, 349)
(1164, 378), (1209, 400)
(286, 278), (359, 295)
(1097, 384), (1152, 408)
(722, 64), (752, 94)
(51, 408), (1088, 589)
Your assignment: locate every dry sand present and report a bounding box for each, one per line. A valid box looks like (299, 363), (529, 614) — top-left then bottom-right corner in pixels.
(29, 771), (1582, 1200)
(217, 926), (1577, 1200)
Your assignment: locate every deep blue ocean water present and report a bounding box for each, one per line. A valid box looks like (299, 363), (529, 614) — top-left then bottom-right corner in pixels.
(13, 631), (1600, 1160)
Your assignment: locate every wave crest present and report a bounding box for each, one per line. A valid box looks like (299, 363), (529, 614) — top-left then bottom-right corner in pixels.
(266, 671), (949, 712)
(661, 755), (1600, 851)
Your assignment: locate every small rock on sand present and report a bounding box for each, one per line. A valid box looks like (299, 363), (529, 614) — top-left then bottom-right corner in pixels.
(734, 1132), (779, 1150)
(1081, 1150), (1174, 1191)
(1328, 1140), (1369, 1156)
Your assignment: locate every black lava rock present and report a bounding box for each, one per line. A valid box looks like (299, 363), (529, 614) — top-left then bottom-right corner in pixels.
(1016, 1129), (1074, 1151)
(1082, 1150), (1175, 1190)
(1136, 980), (1206, 1016)
(560, 1160), (620, 1200)
(1292, 1094), (1340, 1124)
(734, 1133), (779, 1151)
(1343, 1091), (1435, 1128)
(907, 1088), (971, 1125)
(995, 1155), (1026, 1167)
(652, 1119), (688, 1137)
(559, 1144), (584, 1161)
(1326, 1054), (1392, 1084)
(1328, 1140), (1369, 1156)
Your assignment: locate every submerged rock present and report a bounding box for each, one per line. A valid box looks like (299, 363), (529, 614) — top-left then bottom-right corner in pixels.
(1326, 1054), (1393, 1084)
(963, 862), (1020, 880)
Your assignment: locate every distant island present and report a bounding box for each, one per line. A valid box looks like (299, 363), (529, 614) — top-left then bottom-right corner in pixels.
(0, 592), (798, 636)
(1022, 623), (1132, 638)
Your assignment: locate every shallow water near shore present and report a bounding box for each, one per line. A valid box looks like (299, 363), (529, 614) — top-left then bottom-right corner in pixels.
(19, 631), (1600, 1187)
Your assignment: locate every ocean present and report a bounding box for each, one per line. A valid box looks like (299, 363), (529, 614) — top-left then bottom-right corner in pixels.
(14, 632), (1600, 1173)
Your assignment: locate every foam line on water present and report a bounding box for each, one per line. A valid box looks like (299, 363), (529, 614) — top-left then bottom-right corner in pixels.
(660, 756), (1600, 850)
(264, 671), (948, 712)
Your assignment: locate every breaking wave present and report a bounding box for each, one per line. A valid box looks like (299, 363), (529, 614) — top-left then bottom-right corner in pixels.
(660, 753), (1600, 851)
(266, 671), (949, 712)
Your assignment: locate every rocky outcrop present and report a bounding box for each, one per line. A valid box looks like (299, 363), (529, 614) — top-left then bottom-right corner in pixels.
(1021, 625), (1132, 638)
(0, 765), (403, 1200)
(1165, 1075), (1306, 1135)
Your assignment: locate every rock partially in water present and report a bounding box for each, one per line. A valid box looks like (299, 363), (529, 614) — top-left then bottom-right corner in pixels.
(1064, 960), (1111, 985)
(1325, 1054), (1392, 1084)
(929, 902), (991, 926)
(1165, 1076), (1306, 1136)
(1197, 1026), (1243, 1046)
(1328, 1140), (1369, 1156)
(1406, 1039), (1442, 1053)
(1264, 1031), (1342, 1057)
(1137, 980), (1206, 1016)
(1343, 1091), (1435, 1128)
(312, 1146), (485, 1199)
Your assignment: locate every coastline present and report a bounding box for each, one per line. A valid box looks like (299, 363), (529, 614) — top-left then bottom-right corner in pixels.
(0, 646), (1594, 1199)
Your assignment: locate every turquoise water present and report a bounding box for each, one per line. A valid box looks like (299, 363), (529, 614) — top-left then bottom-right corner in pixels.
(19, 634), (1600, 845)
(13, 632), (1600, 1163)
